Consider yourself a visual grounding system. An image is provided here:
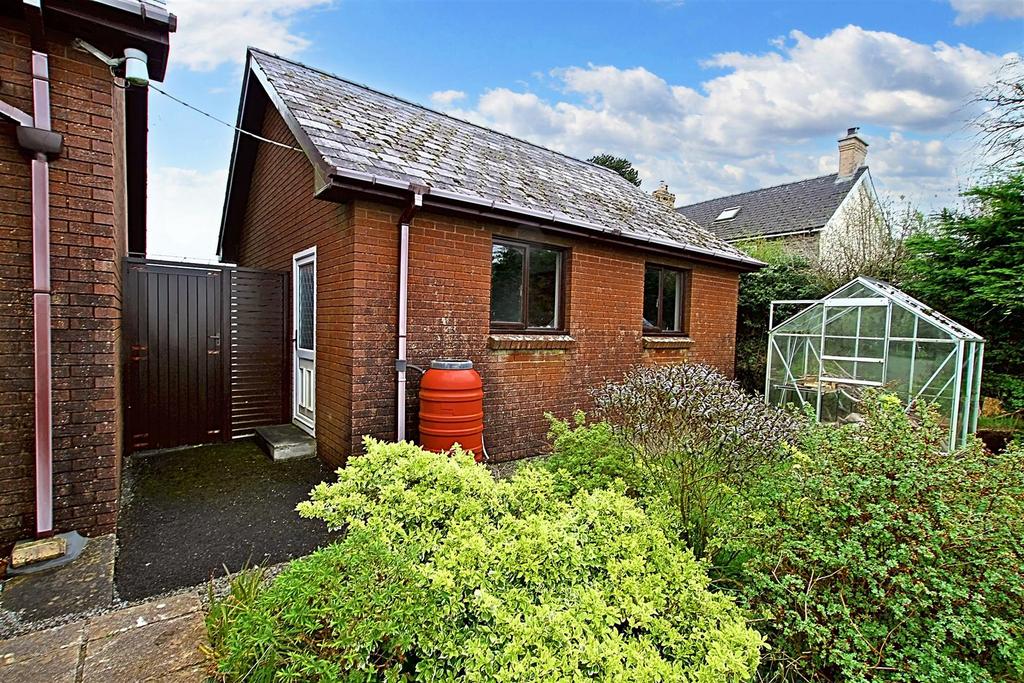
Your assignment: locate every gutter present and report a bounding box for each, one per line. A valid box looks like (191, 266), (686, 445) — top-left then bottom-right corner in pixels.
(728, 226), (824, 243)
(395, 187), (426, 442)
(320, 172), (763, 271)
(1, 49), (63, 538)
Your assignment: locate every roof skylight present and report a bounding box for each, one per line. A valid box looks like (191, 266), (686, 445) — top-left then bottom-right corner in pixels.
(715, 206), (741, 221)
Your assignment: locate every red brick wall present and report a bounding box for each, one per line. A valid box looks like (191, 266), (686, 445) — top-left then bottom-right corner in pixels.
(347, 201), (740, 461)
(235, 106), (354, 466)
(0, 19), (129, 542)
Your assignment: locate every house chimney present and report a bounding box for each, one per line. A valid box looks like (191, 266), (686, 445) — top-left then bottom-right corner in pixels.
(652, 181), (676, 208)
(838, 127), (868, 178)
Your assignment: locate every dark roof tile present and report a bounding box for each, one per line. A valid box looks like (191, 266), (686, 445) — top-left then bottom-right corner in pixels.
(676, 167), (868, 242)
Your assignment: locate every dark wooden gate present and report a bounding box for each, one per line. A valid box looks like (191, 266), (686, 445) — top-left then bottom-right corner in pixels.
(124, 258), (288, 452)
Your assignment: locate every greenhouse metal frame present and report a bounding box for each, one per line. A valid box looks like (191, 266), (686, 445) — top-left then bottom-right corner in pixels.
(766, 277), (985, 450)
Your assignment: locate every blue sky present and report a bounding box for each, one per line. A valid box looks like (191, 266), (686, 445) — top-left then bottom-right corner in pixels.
(149, 0), (1023, 259)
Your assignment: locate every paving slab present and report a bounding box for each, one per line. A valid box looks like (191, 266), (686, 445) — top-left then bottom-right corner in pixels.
(82, 610), (206, 682)
(85, 592), (202, 640)
(0, 590), (208, 683)
(0, 621), (83, 683)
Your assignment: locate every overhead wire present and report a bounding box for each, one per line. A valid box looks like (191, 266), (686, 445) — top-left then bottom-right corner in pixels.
(148, 83), (304, 152)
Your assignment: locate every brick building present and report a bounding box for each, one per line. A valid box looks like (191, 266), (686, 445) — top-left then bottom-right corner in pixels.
(0, 1), (173, 544)
(219, 49), (761, 464)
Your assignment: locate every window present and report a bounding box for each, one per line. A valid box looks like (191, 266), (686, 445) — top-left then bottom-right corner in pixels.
(643, 264), (688, 333)
(490, 238), (564, 331)
(715, 206), (741, 221)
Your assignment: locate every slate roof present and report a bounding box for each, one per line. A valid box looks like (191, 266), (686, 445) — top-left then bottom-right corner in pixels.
(675, 167), (868, 242)
(245, 49), (756, 267)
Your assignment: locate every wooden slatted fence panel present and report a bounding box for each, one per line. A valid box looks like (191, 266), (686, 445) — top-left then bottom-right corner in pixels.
(228, 268), (289, 437)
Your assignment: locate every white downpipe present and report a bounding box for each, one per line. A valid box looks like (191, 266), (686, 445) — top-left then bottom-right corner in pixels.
(395, 191), (423, 443)
(396, 220), (410, 443)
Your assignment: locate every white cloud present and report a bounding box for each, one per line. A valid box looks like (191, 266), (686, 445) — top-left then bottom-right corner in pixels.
(450, 25), (1015, 210)
(950, 0), (1024, 25)
(147, 167), (229, 260)
(166, 0), (333, 72)
(430, 89), (467, 107)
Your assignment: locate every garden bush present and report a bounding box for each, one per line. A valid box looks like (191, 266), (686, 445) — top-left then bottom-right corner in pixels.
(725, 394), (1024, 682)
(538, 411), (646, 498)
(594, 363), (801, 559)
(206, 438), (762, 682)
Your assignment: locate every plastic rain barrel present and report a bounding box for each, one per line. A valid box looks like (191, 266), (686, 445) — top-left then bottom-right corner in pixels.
(418, 359), (484, 458)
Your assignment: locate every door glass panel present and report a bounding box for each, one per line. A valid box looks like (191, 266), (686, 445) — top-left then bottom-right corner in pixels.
(527, 246), (560, 328)
(491, 243), (525, 323)
(296, 262), (314, 350)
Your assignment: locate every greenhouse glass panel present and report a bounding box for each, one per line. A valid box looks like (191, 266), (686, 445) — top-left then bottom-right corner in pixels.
(766, 277), (984, 450)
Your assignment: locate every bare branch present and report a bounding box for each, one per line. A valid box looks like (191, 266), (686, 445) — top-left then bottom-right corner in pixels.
(972, 57), (1024, 172)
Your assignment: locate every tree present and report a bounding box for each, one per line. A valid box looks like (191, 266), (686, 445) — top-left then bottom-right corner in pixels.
(733, 240), (830, 393)
(815, 191), (927, 290)
(588, 154), (642, 186)
(973, 58), (1024, 171)
(902, 172), (1024, 409)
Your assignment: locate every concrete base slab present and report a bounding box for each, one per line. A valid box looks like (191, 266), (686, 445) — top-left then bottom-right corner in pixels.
(1, 535), (114, 624)
(254, 424), (316, 461)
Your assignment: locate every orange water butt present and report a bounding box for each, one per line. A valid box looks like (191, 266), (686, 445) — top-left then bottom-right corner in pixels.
(419, 359), (484, 458)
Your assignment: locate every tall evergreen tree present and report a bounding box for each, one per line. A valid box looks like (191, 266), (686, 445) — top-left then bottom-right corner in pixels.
(903, 172), (1024, 409)
(588, 154), (642, 187)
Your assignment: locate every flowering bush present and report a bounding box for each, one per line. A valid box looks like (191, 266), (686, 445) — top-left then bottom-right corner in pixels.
(729, 394), (1024, 682)
(594, 363), (801, 558)
(207, 438), (762, 682)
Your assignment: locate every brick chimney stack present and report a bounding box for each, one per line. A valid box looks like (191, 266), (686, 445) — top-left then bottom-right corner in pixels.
(838, 127), (868, 178)
(652, 181), (676, 208)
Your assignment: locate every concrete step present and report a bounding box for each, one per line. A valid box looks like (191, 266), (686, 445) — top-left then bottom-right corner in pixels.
(254, 424), (316, 461)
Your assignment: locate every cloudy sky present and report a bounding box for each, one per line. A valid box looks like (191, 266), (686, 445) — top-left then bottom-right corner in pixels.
(149, 0), (1022, 260)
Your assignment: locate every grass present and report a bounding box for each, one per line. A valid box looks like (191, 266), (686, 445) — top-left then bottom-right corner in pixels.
(977, 413), (1023, 431)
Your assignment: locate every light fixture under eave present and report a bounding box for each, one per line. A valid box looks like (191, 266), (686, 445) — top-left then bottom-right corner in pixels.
(71, 39), (150, 87)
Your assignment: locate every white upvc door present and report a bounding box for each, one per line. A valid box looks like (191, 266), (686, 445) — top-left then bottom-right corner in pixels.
(292, 247), (316, 435)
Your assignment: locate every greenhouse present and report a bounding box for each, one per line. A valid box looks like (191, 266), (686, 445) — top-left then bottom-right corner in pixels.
(766, 276), (984, 450)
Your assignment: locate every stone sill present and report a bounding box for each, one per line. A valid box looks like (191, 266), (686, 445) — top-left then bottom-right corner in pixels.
(642, 336), (695, 350)
(488, 334), (576, 351)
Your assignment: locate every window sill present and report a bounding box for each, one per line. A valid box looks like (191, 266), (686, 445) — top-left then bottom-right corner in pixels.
(642, 336), (694, 350)
(488, 334), (576, 351)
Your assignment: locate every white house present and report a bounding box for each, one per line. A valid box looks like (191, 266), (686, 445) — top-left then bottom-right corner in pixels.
(676, 128), (886, 273)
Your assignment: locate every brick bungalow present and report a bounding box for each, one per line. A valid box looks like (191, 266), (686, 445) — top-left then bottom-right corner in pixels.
(219, 49), (762, 464)
(0, 1), (174, 544)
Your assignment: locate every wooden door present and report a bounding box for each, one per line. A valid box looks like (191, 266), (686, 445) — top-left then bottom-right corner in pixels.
(292, 248), (316, 435)
(124, 261), (226, 451)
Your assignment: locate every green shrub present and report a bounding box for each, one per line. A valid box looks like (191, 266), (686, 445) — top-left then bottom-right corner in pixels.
(594, 363), (801, 559)
(902, 172), (1024, 411)
(208, 438), (763, 682)
(538, 411), (645, 497)
(727, 394), (1024, 682)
